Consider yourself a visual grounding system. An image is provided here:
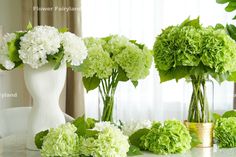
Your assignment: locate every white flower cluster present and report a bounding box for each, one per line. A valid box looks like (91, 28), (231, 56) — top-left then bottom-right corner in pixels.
(0, 33), (16, 70)
(61, 32), (87, 66)
(0, 26), (87, 70)
(122, 120), (152, 136)
(19, 26), (61, 69)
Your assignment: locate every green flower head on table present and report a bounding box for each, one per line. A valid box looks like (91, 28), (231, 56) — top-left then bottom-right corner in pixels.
(215, 117), (236, 148)
(40, 123), (79, 157)
(140, 120), (192, 155)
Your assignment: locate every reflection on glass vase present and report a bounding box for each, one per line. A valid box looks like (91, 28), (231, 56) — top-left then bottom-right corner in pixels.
(183, 76), (214, 147)
(98, 84), (117, 122)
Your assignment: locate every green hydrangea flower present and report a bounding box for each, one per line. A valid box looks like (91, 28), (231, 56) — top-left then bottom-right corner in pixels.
(40, 123), (79, 157)
(153, 26), (177, 71)
(114, 44), (152, 81)
(82, 35), (152, 80)
(201, 27), (236, 73)
(153, 17), (236, 82)
(81, 45), (115, 79)
(80, 122), (130, 157)
(215, 117), (236, 148)
(141, 120), (192, 155)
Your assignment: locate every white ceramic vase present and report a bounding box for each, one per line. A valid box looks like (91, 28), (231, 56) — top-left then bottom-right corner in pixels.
(24, 64), (66, 150)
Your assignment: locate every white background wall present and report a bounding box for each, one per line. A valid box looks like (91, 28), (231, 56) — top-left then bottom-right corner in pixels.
(82, 0), (235, 121)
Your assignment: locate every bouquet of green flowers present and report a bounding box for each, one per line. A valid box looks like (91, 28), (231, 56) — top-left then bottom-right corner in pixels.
(77, 35), (152, 122)
(35, 117), (130, 157)
(153, 17), (236, 123)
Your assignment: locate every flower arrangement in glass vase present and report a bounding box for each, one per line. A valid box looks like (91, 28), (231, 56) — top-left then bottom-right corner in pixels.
(76, 35), (152, 122)
(0, 23), (88, 149)
(153, 17), (236, 147)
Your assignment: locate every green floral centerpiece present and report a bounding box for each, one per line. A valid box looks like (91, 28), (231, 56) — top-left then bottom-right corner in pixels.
(78, 35), (152, 122)
(35, 117), (130, 157)
(153, 17), (236, 147)
(153, 17), (236, 123)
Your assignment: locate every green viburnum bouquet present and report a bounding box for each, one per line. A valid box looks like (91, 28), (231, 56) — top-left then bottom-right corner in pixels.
(126, 120), (192, 155)
(77, 35), (152, 122)
(153, 17), (236, 123)
(35, 117), (130, 157)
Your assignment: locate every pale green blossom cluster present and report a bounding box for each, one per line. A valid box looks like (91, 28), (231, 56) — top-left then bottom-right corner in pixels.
(40, 122), (130, 157)
(82, 35), (152, 81)
(41, 123), (78, 157)
(80, 122), (130, 157)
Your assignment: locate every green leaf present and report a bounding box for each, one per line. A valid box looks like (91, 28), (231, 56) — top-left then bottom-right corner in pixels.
(0, 64), (6, 70)
(131, 81), (138, 87)
(117, 67), (129, 82)
(130, 40), (145, 49)
(216, 0), (230, 4)
(82, 76), (100, 92)
(225, 2), (236, 12)
(215, 23), (225, 29)
(129, 128), (150, 149)
(213, 113), (222, 123)
(190, 132), (202, 148)
(233, 15), (236, 20)
(72, 116), (87, 136)
(26, 22), (33, 30)
(47, 46), (64, 70)
(127, 145), (143, 156)
(72, 116), (98, 137)
(7, 37), (22, 63)
(86, 118), (97, 129)
(35, 130), (49, 149)
(84, 130), (99, 138)
(226, 24), (236, 41)
(222, 110), (236, 118)
(58, 27), (68, 33)
(102, 35), (112, 42)
(227, 71), (236, 81)
(159, 66), (190, 83)
(180, 17), (201, 28)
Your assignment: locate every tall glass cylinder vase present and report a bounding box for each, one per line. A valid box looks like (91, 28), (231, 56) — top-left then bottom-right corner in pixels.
(183, 76), (214, 123)
(98, 79), (117, 122)
(183, 76), (214, 147)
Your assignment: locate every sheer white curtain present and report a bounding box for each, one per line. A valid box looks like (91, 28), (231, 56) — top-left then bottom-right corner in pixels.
(82, 0), (234, 121)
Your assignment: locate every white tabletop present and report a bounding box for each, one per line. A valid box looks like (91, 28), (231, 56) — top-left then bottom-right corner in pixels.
(0, 135), (236, 157)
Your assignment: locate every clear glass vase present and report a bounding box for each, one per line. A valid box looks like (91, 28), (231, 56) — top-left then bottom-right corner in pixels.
(98, 82), (117, 122)
(183, 76), (214, 123)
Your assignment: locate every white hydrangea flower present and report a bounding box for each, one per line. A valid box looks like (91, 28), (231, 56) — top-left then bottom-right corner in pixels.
(122, 120), (152, 136)
(61, 32), (87, 66)
(0, 33), (16, 70)
(19, 26), (61, 69)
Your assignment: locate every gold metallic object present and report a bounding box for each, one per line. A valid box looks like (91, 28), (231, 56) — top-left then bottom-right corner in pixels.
(184, 121), (214, 148)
